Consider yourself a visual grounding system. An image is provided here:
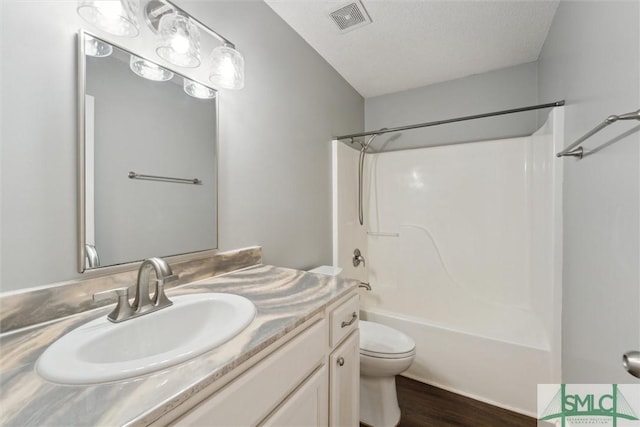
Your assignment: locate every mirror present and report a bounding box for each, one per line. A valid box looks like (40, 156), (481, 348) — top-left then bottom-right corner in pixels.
(78, 31), (218, 272)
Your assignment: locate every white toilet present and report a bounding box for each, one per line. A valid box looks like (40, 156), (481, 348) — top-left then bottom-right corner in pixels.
(308, 266), (416, 427)
(359, 320), (416, 427)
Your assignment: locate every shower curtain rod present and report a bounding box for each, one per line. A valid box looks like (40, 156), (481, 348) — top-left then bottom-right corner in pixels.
(334, 100), (566, 141)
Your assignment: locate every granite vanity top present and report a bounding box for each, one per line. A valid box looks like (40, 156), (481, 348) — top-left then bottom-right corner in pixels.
(0, 264), (358, 426)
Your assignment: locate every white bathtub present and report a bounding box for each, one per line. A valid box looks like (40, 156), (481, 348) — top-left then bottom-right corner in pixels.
(361, 307), (553, 416)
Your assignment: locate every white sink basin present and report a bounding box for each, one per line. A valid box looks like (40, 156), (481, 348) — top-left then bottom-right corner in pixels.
(36, 293), (256, 385)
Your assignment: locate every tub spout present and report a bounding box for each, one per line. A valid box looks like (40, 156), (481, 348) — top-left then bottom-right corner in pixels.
(359, 282), (372, 291)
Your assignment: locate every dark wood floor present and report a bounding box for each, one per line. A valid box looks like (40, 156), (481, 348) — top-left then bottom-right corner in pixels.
(394, 376), (536, 427)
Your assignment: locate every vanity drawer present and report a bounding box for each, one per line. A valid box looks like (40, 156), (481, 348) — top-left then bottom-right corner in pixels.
(173, 319), (326, 427)
(329, 294), (359, 348)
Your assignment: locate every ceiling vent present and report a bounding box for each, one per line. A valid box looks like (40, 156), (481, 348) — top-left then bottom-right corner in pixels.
(328, 1), (372, 33)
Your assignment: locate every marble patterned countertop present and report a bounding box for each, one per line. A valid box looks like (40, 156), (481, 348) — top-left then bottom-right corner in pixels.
(0, 264), (358, 426)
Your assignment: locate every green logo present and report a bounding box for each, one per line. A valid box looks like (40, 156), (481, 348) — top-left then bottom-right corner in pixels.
(539, 384), (639, 426)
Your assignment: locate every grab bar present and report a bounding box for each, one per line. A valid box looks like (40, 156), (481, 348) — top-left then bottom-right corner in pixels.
(128, 171), (201, 185)
(556, 109), (640, 158)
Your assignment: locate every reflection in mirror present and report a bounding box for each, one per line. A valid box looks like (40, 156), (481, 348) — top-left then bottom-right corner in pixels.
(79, 31), (218, 272)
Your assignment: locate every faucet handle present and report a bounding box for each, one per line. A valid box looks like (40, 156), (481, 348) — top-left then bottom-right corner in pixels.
(93, 287), (134, 323)
(353, 248), (366, 268)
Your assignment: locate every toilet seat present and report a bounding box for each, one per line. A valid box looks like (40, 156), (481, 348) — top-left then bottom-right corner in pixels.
(360, 320), (416, 359)
(360, 348), (416, 359)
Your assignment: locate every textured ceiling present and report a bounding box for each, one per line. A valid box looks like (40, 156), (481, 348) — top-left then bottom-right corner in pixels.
(265, 0), (559, 98)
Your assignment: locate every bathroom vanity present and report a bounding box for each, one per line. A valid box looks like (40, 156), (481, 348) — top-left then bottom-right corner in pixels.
(0, 255), (360, 426)
(164, 291), (360, 426)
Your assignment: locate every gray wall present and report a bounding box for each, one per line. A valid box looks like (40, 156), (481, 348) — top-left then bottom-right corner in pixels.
(364, 62), (540, 152)
(0, 1), (364, 292)
(87, 51), (216, 267)
(538, 1), (639, 383)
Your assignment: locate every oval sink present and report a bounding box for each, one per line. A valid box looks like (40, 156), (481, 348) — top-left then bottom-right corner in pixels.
(36, 293), (256, 385)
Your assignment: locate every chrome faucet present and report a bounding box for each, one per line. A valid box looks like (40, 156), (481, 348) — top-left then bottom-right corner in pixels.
(132, 258), (176, 315)
(93, 257), (178, 323)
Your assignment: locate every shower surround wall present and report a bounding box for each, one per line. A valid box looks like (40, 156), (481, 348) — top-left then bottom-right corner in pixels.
(334, 109), (563, 415)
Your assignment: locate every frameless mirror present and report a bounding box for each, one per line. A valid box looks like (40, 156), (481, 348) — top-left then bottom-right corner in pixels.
(78, 31), (218, 272)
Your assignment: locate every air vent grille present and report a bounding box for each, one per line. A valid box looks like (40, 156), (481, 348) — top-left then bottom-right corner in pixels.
(329, 1), (372, 33)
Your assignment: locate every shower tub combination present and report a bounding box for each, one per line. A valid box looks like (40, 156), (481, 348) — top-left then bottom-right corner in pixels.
(333, 109), (563, 416)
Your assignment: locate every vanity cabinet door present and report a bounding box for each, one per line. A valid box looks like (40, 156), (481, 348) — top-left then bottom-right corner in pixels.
(329, 330), (360, 427)
(261, 365), (328, 427)
(171, 320), (326, 427)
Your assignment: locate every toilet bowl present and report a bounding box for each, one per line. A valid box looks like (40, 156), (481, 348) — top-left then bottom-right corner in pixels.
(307, 266), (416, 427)
(359, 320), (416, 427)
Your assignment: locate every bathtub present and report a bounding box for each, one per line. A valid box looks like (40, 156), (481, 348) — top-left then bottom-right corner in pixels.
(361, 307), (553, 416)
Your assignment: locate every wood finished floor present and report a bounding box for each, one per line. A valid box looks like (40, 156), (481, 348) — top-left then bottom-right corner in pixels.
(390, 376), (536, 427)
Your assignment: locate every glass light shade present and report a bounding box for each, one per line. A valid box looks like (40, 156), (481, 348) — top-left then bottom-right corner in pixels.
(155, 13), (201, 68)
(129, 55), (174, 81)
(208, 44), (245, 90)
(77, 0), (139, 37)
(84, 35), (113, 57)
(183, 78), (217, 99)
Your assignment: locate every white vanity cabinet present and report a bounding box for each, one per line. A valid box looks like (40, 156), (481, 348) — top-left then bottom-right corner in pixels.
(162, 290), (360, 427)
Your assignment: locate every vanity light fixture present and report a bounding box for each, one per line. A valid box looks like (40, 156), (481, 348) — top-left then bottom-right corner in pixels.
(183, 78), (217, 99)
(78, 0), (245, 90)
(156, 12), (201, 68)
(129, 55), (174, 81)
(84, 34), (113, 57)
(77, 0), (139, 37)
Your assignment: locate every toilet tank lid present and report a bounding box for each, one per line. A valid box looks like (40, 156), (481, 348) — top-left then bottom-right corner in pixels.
(308, 266), (343, 276)
(360, 320), (416, 355)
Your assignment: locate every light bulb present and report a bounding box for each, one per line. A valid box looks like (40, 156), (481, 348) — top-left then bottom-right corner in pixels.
(171, 34), (190, 55)
(219, 57), (235, 79)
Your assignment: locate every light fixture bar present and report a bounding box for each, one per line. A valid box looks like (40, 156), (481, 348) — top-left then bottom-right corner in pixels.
(162, 0), (235, 49)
